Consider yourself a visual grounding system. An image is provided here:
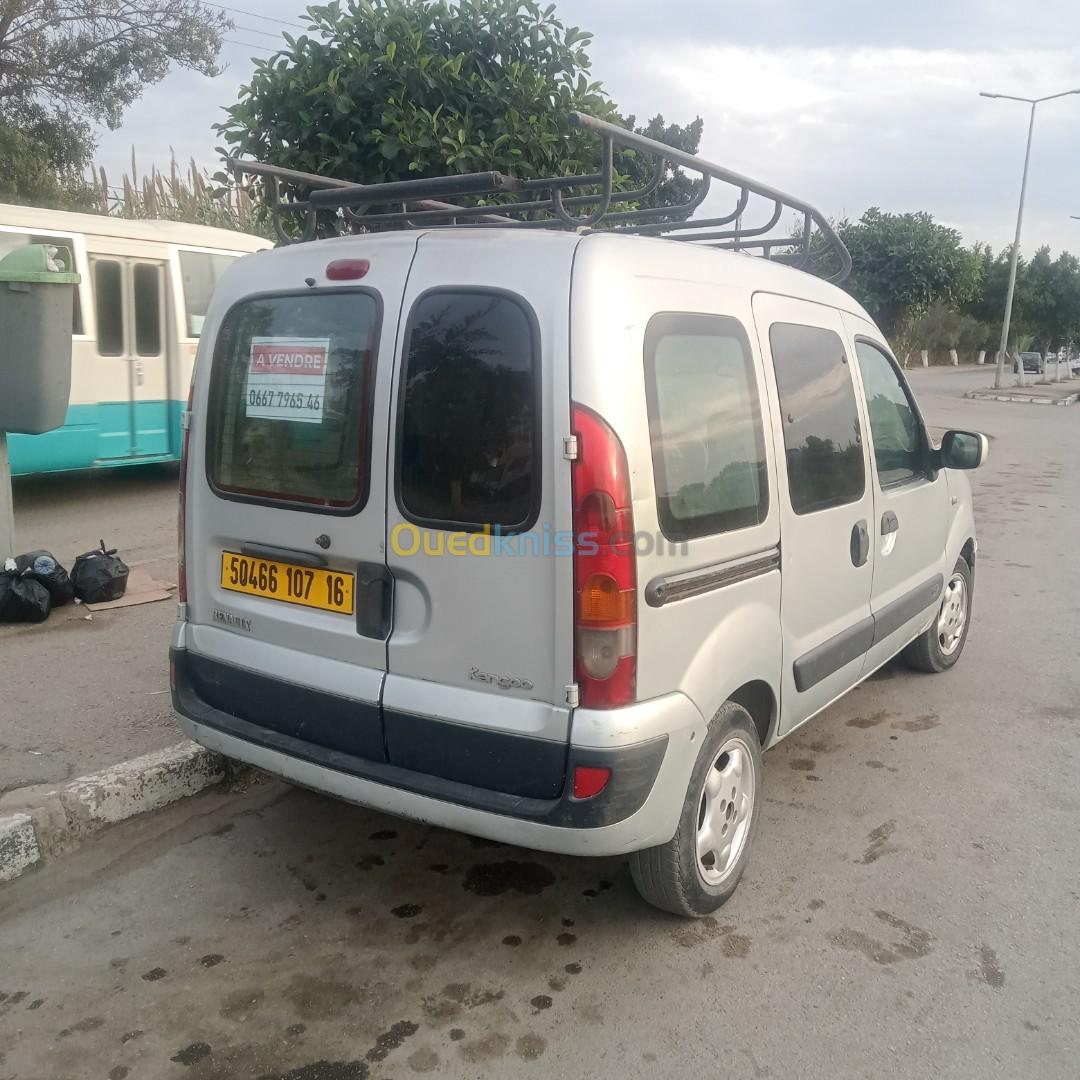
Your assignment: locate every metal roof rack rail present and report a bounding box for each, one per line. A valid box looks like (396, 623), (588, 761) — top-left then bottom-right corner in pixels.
(229, 111), (850, 283)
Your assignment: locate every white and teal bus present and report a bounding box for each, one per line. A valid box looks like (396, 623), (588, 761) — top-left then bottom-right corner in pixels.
(0, 205), (271, 475)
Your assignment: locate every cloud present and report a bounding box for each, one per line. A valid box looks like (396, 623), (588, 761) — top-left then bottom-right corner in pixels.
(92, 0), (1080, 257)
(589, 37), (1080, 253)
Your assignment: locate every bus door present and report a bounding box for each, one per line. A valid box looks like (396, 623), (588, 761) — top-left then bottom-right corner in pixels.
(90, 256), (170, 459)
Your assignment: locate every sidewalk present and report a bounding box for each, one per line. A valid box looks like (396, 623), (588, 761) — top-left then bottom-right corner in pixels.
(1, 465), (185, 795)
(963, 375), (1080, 406)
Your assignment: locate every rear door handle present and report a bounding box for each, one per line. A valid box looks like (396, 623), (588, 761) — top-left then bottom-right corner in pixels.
(881, 511), (899, 536)
(850, 520), (870, 567)
(356, 562), (394, 640)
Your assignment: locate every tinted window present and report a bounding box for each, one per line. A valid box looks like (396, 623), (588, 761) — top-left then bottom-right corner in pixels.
(770, 322), (865, 514)
(855, 340), (922, 486)
(179, 250), (237, 337)
(133, 264), (161, 356)
(94, 261), (123, 355)
(645, 313), (769, 539)
(399, 291), (537, 531)
(208, 291), (379, 512)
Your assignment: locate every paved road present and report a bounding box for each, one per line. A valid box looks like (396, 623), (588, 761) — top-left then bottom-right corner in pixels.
(2, 466), (183, 792)
(1, 382), (1077, 1079)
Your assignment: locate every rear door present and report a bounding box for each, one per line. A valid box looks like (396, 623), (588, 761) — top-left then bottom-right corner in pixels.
(188, 237), (418, 762)
(843, 316), (950, 672)
(382, 231), (576, 800)
(752, 293), (876, 734)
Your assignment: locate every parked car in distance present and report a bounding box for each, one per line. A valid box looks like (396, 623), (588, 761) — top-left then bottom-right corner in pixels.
(170, 120), (989, 918)
(1015, 351), (1044, 374)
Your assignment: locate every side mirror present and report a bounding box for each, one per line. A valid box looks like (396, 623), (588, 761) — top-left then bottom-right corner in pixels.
(938, 429), (988, 470)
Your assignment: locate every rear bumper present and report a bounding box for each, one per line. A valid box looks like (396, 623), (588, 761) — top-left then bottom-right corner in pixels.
(170, 645), (704, 856)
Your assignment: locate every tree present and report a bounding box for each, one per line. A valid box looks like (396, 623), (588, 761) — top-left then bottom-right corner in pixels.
(217, 0), (702, 212)
(834, 208), (983, 338)
(0, 0), (230, 205)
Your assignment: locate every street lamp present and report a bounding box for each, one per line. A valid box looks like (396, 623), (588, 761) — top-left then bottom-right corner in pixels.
(979, 88), (1080, 388)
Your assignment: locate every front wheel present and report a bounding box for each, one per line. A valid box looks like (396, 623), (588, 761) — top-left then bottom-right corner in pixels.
(630, 701), (762, 918)
(903, 556), (973, 673)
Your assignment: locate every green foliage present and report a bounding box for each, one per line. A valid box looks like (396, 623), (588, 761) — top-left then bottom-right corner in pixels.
(836, 208), (983, 338)
(217, 0), (702, 212)
(0, 0), (230, 205)
(219, 0), (617, 183)
(900, 302), (991, 363)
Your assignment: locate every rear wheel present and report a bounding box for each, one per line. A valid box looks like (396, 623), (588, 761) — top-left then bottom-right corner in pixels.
(903, 556), (973, 673)
(630, 701), (762, 918)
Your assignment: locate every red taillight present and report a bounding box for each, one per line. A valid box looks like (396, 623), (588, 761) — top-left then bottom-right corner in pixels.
(571, 403), (636, 708)
(325, 258), (370, 281)
(572, 765), (612, 800)
(177, 380), (193, 604)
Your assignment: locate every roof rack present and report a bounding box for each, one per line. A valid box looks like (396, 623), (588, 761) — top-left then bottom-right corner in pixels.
(229, 111), (851, 283)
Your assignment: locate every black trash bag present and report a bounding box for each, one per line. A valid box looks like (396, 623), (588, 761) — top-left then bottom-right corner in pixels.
(71, 540), (129, 604)
(15, 549), (74, 606)
(0, 570), (51, 623)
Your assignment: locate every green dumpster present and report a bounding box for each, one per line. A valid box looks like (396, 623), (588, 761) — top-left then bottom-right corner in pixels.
(0, 243), (82, 434)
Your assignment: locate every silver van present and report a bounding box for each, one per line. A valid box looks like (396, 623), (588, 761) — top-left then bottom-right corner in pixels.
(171, 115), (987, 916)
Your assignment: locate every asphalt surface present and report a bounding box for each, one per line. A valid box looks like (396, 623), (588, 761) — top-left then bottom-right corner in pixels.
(2, 465), (183, 793)
(1, 372), (1078, 1079)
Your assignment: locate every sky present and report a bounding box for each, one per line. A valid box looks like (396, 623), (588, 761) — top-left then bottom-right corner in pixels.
(95, 0), (1080, 256)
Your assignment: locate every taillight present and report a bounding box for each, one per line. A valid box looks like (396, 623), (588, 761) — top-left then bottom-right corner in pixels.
(177, 380), (193, 605)
(571, 403), (636, 708)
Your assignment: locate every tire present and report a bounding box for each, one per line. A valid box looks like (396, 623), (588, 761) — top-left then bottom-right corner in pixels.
(630, 701), (763, 918)
(902, 556), (973, 673)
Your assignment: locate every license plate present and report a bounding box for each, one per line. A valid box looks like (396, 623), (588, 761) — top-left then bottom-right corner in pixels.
(220, 552), (354, 615)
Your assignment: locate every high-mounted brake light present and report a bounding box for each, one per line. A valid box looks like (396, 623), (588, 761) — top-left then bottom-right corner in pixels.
(325, 258), (370, 281)
(571, 403), (636, 708)
(177, 380), (193, 605)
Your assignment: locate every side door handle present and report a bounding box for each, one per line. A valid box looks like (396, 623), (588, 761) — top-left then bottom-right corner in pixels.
(850, 520), (870, 567)
(881, 511), (899, 536)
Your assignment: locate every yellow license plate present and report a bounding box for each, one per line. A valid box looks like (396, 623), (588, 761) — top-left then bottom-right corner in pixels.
(220, 552), (354, 615)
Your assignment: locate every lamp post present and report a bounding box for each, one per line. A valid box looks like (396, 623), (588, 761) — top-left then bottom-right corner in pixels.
(979, 88), (1080, 389)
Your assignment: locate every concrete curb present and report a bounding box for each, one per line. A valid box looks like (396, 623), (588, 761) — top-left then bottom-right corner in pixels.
(0, 814), (40, 883)
(0, 741), (226, 883)
(964, 390), (1077, 407)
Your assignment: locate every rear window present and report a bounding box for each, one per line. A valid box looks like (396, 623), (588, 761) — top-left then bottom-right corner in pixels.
(398, 290), (538, 532)
(207, 291), (379, 512)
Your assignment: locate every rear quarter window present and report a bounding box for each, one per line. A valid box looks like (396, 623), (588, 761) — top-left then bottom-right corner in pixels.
(645, 312), (769, 540)
(206, 290), (380, 513)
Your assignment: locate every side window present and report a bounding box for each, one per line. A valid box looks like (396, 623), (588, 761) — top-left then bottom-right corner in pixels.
(94, 260), (124, 356)
(770, 322), (865, 515)
(0, 231), (83, 334)
(854, 340), (922, 487)
(133, 264), (162, 356)
(179, 250), (237, 337)
(644, 312), (769, 540)
(399, 290), (538, 532)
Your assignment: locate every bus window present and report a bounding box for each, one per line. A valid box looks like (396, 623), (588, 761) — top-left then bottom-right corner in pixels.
(179, 250), (236, 337)
(95, 261), (124, 355)
(0, 231), (84, 334)
(133, 264), (162, 356)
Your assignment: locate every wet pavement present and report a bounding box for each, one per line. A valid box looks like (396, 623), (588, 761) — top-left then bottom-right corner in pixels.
(0, 375), (1078, 1079)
